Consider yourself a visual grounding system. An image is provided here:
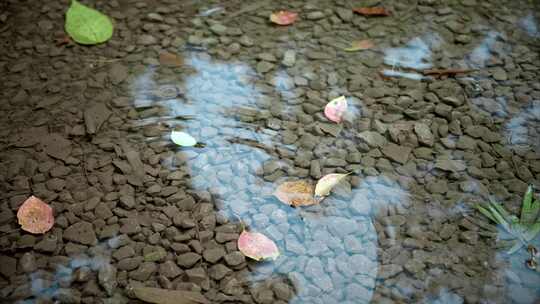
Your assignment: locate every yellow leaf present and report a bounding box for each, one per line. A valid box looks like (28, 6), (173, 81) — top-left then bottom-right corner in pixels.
(314, 173), (351, 197)
(274, 180), (317, 207)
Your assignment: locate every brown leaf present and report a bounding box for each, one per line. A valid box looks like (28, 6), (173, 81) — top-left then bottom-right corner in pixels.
(274, 180), (317, 207)
(132, 287), (209, 304)
(159, 52), (183, 67)
(352, 7), (391, 16)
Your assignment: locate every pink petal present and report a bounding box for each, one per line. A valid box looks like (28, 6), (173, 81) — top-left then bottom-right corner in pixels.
(17, 196), (54, 234)
(324, 96), (348, 123)
(270, 11), (298, 25)
(238, 230), (280, 261)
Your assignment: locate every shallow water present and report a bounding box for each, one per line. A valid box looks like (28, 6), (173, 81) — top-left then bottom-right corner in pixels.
(1, 0), (540, 303)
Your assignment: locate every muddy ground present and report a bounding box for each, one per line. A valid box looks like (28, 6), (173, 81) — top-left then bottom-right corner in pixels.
(1, 0), (540, 303)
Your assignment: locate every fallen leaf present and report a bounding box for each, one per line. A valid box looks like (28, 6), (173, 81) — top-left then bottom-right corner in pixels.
(17, 196), (54, 234)
(315, 173), (351, 197)
(352, 7), (391, 16)
(171, 130), (197, 147)
(159, 52), (183, 67)
(344, 39), (374, 52)
(274, 180), (317, 207)
(238, 230), (280, 261)
(132, 287), (209, 304)
(324, 96), (348, 123)
(270, 11), (298, 25)
(65, 0), (114, 45)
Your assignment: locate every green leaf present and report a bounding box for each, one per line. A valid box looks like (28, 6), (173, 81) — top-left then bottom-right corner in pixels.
(65, 0), (113, 45)
(486, 204), (511, 232)
(521, 185), (534, 223)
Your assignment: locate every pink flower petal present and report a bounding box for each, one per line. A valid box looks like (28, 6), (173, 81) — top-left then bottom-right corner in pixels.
(238, 230), (280, 261)
(270, 11), (298, 25)
(17, 196), (54, 234)
(324, 96), (348, 123)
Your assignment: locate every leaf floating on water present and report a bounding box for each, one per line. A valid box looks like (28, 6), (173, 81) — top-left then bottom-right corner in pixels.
(159, 52), (183, 67)
(238, 230), (280, 261)
(344, 39), (374, 52)
(324, 96), (348, 123)
(17, 196), (54, 234)
(315, 173), (351, 198)
(131, 287), (210, 304)
(170, 131), (197, 147)
(274, 180), (317, 207)
(270, 11), (298, 25)
(352, 7), (391, 16)
(65, 0), (114, 45)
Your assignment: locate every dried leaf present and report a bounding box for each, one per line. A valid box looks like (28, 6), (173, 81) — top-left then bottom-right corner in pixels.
(270, 11), (298, 25)
(17, 196), (54, 234)
(344, 39), (374, 52)
(238, 230), (280, 261)
(274, 180), (317, 207)
(324, 96), (348, 123)
(170, 131), (197, 147)
(314, 173), (351, 197)
(352, 7), (391, 16)
(159, 52), (183, 67)
(132, 287), (209, 304)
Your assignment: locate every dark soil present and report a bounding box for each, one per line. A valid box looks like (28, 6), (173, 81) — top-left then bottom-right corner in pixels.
(1, 0), (540, 303)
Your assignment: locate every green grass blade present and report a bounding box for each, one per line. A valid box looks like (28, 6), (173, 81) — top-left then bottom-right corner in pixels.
(520, 185), (534, 223)
(475, 204), (498, 223)
(490, 202), (513, 224)
(487, 204), (510, 232)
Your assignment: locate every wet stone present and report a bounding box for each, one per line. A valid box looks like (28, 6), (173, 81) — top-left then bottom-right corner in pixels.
(224, 251), (245, 266)
(209, 264), (232, 280)
(129, 262), (157, 281)
(64, 221), (97, 246)
(203, 246), (226, 263)
(176, 252), (201, 268)
(159, 260), (183, 279)
(382, 143), (412, 164)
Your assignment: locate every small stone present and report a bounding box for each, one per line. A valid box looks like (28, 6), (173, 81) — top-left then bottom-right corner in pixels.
(256, 61), (274, 74)
(224, 251), (245, 266)
(382, 143), (412, 164)
(306, 11), (325, 20)
(137, 34), (158, 45)
(210, 24), (228, 35)
(129, 262), (157, 281)
(282, 50), (296, 67)
(209, 264), (232, 280)
(378, 264), (403, 279)
(203, 247), (226, 263)
(19, 252), (37, 273)
(109, 64), (129, 85)
(414, 123), (434, 147)
(176, 252), (201, 268)
(159, 260), (183, 279)
(358, 131), (387, 148)
(64, 221), (97, 246)
(98, 264), (117, 296)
